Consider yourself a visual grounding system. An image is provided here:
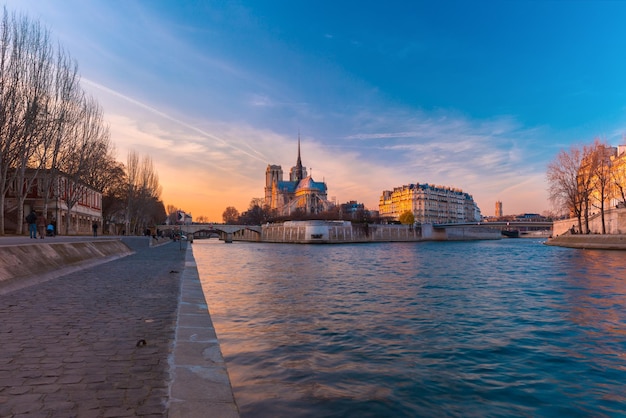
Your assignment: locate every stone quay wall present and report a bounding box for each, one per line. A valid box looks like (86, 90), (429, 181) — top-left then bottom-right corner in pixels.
(261, 221), (423, 243)
(436, 225), (505, 241)
(0, 240), (133, 285)
(545, 234), (626, 250)
(553, 207), (626, 236)
(231, 221), (502, 244)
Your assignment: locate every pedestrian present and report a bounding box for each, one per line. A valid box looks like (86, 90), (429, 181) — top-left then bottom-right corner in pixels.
(26, 210), (37, 239)
(92, 221), (98, 237)
(37, 212), (47, 239)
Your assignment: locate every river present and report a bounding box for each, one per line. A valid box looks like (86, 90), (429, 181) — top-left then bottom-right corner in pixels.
(193, 238), (626, 417)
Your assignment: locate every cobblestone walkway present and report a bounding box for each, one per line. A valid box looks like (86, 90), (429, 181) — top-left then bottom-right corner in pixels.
(0, 238), (186, 417)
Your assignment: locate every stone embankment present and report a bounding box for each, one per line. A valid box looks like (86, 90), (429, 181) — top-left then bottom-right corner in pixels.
(235, 220), (502, 243)
(0, 239), (133, 292)
(545, 234), (626, 250)
(552, 207), (626, 235)
(0, 237), (239, 417)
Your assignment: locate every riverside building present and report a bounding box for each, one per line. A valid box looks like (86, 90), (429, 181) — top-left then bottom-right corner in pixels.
(378, 183), (481, 224)
(4, 168), (102, 235)
(264, 139), (333, 216)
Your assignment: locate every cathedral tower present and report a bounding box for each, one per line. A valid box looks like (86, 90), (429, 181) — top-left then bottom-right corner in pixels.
(294, 135), (304, 182)
(265, 164), (283, 207)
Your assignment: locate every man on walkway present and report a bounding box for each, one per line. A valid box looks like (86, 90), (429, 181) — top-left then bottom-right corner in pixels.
(92, 221), (98, 237)
(37, 212), (47, 239)
(26, 210), (37, 239)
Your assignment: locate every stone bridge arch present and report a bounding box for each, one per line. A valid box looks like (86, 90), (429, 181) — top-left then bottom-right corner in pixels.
(160, 224), (261, 243)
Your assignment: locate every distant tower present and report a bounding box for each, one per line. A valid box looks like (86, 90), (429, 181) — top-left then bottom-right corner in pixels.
(495, 201), (503, 218)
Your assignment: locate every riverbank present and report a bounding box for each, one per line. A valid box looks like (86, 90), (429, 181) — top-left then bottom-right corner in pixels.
(235, 220), (503, 243)
(545, 234), (626, 250)
(0, 238), (239, 417)
(0, 238), (134, 293)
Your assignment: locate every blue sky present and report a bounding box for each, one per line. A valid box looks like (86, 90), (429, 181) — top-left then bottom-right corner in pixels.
(6, 0), (626, 220)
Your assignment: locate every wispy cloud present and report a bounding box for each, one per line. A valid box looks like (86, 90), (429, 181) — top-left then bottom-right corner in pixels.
(83, 63), (555, 218)
(82, 78), (269, 163)
(344, 132), (421, 140)
(318, 109), (551, 215)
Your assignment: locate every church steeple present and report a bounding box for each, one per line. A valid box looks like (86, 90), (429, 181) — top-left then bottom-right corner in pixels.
(295, 133), (304, 182)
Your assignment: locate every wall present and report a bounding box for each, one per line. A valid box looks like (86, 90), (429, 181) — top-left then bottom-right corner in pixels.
(249, 221), (500, 244)
(260, 221), (422, 243)
(0, 240), (133, 285)
(441, 226), (503, 240)
(553, 207), (626, 236)
(546, 234), (626, 250)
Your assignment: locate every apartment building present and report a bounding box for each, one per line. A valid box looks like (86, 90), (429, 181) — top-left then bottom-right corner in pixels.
(4, 169), (102, 235)
(379, 183), (481, 223)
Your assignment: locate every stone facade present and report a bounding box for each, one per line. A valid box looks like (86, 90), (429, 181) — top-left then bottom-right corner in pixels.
(4, 169), (102, 235)
(379, 183), (481, 223)
(264, 139), (332, 216)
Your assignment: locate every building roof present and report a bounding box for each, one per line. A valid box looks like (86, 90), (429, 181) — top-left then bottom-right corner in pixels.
(296, 176), (327, 193)
(277, 180), (297, 193)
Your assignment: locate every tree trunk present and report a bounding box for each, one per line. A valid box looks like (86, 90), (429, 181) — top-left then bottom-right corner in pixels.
(583, 198), (590, 233)
(0, 194), (5, 235)
(16, 200), (25, 235)
(601, 199), (606, 234)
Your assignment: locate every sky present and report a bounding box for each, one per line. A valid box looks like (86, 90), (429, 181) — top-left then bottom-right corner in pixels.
(5, 0), (626, 221)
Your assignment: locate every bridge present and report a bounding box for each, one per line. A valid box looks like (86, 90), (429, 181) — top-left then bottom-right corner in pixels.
(159, 224), (261, 243)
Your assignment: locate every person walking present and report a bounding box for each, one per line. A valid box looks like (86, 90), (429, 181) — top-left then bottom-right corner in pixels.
(26, 210), (37, 239)
(37, 212), (47, 239)
(92, 221), (99, 237)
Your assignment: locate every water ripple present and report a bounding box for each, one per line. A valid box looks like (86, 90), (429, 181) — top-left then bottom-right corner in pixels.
(195, 239), (626, 417)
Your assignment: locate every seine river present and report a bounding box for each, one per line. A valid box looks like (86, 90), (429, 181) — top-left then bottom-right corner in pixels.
(193, 238), (626, 418)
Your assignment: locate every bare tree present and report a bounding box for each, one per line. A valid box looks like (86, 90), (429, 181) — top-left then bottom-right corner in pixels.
(37, 48), (81, 226)
(611, 151), (626, 208)
(547, 145), (585, 233)
(589, 139), (615, 234)
(166, 204), (178, 225)
(0, 7), (101, 236)
(57, 95), (110, 234)
(579, 143), (599, 233)
(0, 7), (176, 238)
(124, 150), (163, 234)
(101, 160), (127, 234)
(0, 8), (53, 234)
(124, 150), (139, 234)
(11, 14), (54, 234)
(0, 9), (23, 234)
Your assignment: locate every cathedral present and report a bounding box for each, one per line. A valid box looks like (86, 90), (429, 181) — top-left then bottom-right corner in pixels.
(264, 139), (332, 216)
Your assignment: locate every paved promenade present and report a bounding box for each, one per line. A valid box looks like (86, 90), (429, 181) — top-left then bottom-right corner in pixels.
(0, 237), (238, 417)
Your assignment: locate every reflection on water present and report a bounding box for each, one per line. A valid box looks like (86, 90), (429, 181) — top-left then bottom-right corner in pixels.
(195, 239), (626, 417)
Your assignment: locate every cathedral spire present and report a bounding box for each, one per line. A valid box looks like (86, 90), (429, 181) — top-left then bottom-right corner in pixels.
(295, 132), (304, 182)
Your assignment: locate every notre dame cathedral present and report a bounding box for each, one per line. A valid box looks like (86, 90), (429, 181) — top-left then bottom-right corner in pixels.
(264, 139), (333, 216)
